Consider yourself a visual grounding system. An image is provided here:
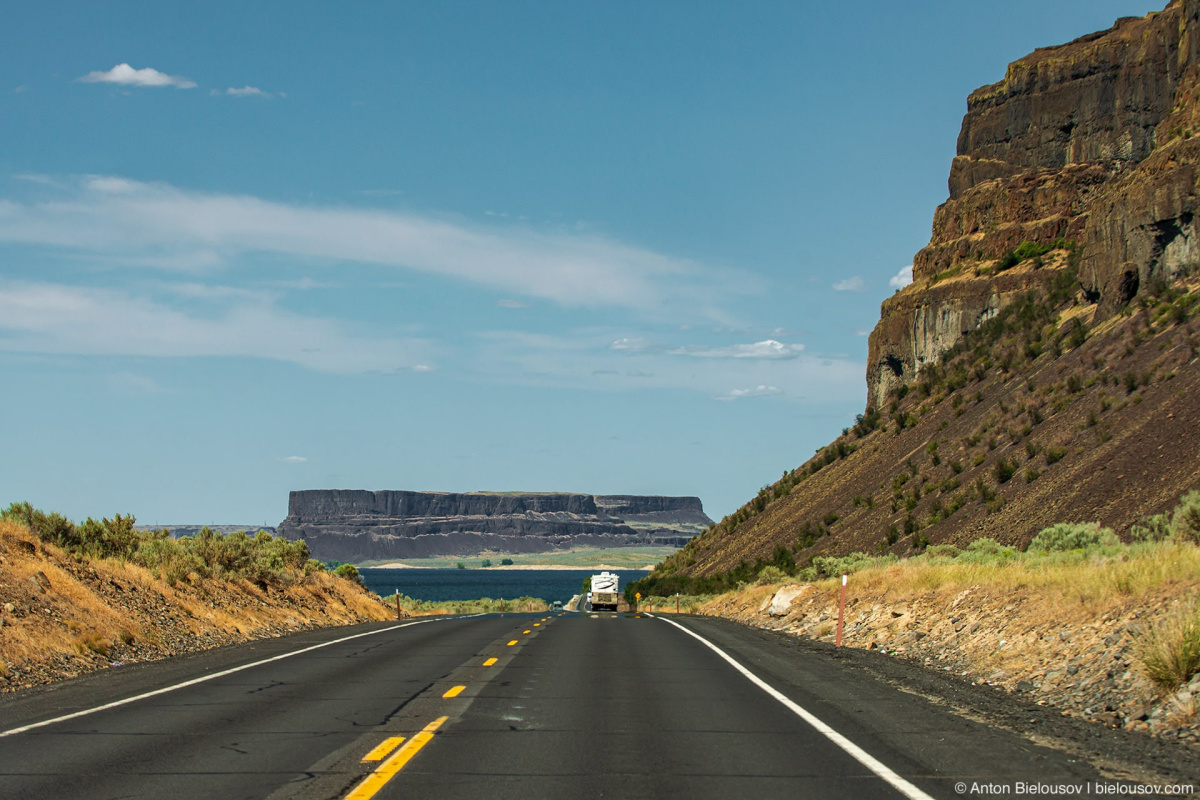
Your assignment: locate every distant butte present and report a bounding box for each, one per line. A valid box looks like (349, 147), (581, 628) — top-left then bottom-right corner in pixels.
(276, 490), (713, 563)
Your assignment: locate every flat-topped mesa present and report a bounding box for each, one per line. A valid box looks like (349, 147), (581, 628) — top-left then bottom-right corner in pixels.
(286, 489), (601, 520)
(867, 0), (1200, 408)
(277, 490), (713, 563)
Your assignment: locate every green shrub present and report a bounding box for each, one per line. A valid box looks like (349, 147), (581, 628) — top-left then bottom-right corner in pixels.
(1028, 522), (1118, 553)
(1, 503), (318, 586)
(811, 552), (892, 579)
(1131, 513), (1172, 543)
(994, 458), (1016, 484)
(756, 565), (789, 585)
(1170, 490), (1200, 544)
(964, 538), (1018, 560)
(501, 558), (514, 566)
(333, 563), (362, 585)
(924, 544), (961, 559)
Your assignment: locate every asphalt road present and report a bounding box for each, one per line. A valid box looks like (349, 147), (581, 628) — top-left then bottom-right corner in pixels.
(0, 612), (1126, 799)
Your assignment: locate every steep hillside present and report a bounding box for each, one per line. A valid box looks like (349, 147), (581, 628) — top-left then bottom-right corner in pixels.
(642, 1), (1200, 593)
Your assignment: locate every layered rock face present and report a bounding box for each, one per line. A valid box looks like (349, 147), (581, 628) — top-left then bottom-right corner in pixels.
(277, 490), (712, 563)
(868, 1), (1200, 407)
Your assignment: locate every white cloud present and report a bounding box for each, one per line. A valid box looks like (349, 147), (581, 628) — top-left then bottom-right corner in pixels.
(14, 85), (29, 93)
(889, 265), (913, 289)
(610, 337), (650, 352)
(265, 277), (332, 291)
(716, 385), (783, 401)
(411, 364), (435, 373)
(832, 276), (865, 291)
(280, 456), (308, 464)
(79, 64), (197, 89)
(226, 86), (268, 97)
(0, 175), (728, 315)
(0, 280), (436, 374)
(153, 281), (268, 301)
(667, 339), (804, 359)
(86, 176), (139, 193)
(495, 299), (528, 309)
(473, 330), (861, 403)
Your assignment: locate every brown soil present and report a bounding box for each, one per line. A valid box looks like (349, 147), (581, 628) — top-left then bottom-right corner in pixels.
(0, 520), (394, 691)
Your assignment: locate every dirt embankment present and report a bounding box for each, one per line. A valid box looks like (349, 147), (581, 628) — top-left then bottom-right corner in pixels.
(0, 520), (394, 691)
(697, 561), (1200, 746)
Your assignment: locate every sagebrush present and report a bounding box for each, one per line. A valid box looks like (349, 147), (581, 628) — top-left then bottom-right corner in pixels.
(2, 502), (326, 586)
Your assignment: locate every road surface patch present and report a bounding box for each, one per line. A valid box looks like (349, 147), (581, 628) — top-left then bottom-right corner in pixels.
(0, 618), (436, 739)
(654, 615), (935, 800)
(345, 716), (448, 800)
(360, 736), (405, 763)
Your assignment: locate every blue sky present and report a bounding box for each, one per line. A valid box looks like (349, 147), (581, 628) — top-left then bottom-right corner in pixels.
(0, 1), (1158, 525)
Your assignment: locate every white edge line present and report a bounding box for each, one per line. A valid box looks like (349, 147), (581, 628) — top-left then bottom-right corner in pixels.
(654, 614), (936, 800)
(0, 619), (436, 738)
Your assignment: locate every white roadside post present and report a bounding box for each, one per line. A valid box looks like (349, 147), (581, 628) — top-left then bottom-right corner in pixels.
(835, 574), (848, 647)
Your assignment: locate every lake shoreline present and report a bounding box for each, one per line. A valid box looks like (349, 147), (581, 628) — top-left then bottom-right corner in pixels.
(362, 562), (653, 571)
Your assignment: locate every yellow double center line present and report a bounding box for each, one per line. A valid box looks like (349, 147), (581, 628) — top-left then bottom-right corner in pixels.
(346, 716), (449, 800)
(347, 622), (537, 797)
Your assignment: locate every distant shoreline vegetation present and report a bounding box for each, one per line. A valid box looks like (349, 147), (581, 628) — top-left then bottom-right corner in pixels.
(356, 545), (673, 571)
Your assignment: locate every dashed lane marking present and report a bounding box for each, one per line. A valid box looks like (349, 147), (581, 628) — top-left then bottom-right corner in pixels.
(523, 630), (531, 634)
(507, 640), (518, 646)
(483, 657), (498, 666)
(442, 685), (466, 699)
(345, 716), (448, 800)
(361, 737), (405, 763)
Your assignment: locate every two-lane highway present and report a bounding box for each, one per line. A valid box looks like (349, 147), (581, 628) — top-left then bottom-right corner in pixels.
(0, 612), (1113, 799)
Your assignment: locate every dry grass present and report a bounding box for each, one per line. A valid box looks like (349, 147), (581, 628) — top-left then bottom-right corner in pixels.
(807, 541), (1200, 612)
(696, 538), (1200, 733)
(1135, 600), (1200, 694)
(0, 518), (396, 688)
(639, 594), (717, 614)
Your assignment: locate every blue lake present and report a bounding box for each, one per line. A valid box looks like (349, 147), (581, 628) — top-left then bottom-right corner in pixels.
(359, 568), (648, 604)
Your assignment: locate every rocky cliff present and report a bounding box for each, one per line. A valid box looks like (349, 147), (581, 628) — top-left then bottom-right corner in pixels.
(868, 1), (1200, 408)
(642, 2), (1200, 588)
(277, 491), (712, 563)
